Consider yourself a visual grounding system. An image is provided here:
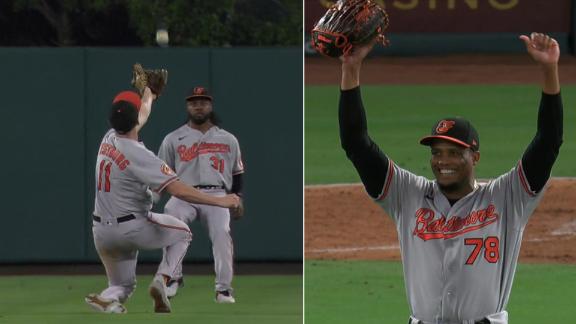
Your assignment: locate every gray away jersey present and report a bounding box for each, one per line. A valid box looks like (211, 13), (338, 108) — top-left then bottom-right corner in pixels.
(377, 160), (544, 322)
(93, 129), (179, 218)
(158, 125), (244, 190)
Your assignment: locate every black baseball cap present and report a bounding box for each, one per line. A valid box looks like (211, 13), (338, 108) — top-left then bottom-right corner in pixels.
(185, 86), (212, 101)
(419, 117), (480, 151)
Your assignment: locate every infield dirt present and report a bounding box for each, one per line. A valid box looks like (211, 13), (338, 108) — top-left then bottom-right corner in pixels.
(305, 179), (576, 263)
(306, 55), (576, 85)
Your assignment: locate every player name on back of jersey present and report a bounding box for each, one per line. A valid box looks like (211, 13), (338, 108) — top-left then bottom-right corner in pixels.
(412, 204), (499, 241)
(99, 143), (130, 170)
(177, 142), (231, 161)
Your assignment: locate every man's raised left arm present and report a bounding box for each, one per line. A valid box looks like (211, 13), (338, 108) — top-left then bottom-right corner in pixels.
(519, 33), (563, 193)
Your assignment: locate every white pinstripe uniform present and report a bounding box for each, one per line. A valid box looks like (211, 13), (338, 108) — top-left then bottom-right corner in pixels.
(92, 129), (192, 303)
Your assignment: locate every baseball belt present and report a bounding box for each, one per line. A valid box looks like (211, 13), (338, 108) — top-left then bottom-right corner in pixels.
(92, 214), (136, 223)
(194, 185), (224, 190)
(409, 319), (490, 324)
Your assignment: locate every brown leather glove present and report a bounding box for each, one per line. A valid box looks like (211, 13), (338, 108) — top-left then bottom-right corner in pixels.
(311, 0), (389, 58)
(230, 198), (244, 220)
(131, 63), (168, 97)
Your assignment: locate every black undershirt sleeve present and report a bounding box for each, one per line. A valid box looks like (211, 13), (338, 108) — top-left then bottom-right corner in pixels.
(339, 87), (390, 198)
(231, 174), (243, 196)
(521, 92), (563, 193)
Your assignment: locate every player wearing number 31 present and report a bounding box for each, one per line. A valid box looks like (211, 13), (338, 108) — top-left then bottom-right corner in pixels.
(339, 33), (562, 323)
(85, 87), (240, 314)
(157, 86), (245, 303)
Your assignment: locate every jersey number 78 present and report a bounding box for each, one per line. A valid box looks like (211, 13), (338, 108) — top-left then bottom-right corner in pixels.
(465, 236), (499, 265)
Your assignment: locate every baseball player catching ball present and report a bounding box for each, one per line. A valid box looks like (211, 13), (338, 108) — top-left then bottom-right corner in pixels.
(157, 86), (244, 303)
(85, 87), (240, 314)
(338, 33), (563, 323)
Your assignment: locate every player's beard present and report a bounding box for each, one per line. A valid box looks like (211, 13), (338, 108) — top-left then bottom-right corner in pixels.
(189, 112), (212, 125)
(435, 172), (475, 199)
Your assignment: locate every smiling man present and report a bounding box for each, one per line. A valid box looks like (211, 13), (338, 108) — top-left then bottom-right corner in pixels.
(421, 117), (480, 203)
(338, 33), (563, 324)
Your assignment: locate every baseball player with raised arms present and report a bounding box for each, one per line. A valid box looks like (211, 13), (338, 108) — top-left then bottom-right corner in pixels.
(157, 86), (244, 303)
(85, 87), (240, 314)
(338, 33), (563, 323)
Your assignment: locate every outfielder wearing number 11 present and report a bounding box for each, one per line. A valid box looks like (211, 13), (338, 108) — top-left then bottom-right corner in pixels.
(85, 88), (239, 314)
(339, 33), (563, 323)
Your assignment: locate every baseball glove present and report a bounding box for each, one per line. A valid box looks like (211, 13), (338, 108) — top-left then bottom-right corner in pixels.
(230, 198), (244, 220)
(131, 63), (168, 97)
(311, 0), (389, 57)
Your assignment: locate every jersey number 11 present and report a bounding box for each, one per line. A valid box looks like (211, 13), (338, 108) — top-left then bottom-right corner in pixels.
(98, 160), (112, 192)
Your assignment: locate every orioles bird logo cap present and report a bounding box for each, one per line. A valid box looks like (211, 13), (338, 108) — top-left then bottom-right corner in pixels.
(185, 86), (213, 101)
(419, 117), (479, 151)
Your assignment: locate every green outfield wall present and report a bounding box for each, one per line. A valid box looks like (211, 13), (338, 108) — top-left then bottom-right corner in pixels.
(0, 47), (302, 263)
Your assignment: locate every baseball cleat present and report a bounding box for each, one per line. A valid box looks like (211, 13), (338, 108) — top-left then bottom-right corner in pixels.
(215, 290), (236, 304)
(149, 276), (171, 313)
(166, 277), (184, 299)
(85, 293), (127, 314)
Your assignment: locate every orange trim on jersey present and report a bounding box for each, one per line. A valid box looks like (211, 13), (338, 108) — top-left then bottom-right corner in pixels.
(377, 159), (394, 201)
(147, 217), (191, 233)
(154, 176), (179, 193)
(171, 244), (191, 278)
(517, 161), (537, 197)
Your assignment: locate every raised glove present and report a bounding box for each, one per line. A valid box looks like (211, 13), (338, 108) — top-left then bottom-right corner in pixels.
(311, 0), (389, 57)
(131, 63), (168, 97)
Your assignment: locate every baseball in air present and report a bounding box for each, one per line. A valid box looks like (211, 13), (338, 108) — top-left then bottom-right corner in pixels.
(156, 28), (169, 47)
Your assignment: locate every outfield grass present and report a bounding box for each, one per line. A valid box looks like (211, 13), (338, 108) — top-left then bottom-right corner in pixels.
(0, 274), (302, 324)
(305, 260), (576, 323)
(305, 84), (576, 184)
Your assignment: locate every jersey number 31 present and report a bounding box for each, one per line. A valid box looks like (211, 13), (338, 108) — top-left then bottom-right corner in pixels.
(210, 156), (225, 173)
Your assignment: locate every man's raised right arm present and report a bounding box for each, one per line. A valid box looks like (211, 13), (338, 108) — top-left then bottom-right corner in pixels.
(339, 40), (390, 199)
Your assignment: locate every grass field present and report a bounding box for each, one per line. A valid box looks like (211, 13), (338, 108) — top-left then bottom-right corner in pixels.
(305, 84), (576, 184)
(305, 261), (576, 323)
(0, 274), (302, 324)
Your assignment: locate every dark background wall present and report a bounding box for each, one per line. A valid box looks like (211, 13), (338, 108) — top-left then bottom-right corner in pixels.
(0, 47), (302, 263)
